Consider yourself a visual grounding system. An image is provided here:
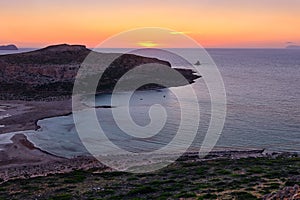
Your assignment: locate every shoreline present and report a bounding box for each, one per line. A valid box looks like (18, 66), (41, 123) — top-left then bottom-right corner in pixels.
(0, 99), (299, 185)
(0, 131), (298, 183)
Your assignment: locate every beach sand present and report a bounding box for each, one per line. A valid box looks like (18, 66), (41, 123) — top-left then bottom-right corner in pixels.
(0, 99), (72, 134)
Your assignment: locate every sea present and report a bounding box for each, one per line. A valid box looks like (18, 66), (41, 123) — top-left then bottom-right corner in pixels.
(0, 48), (299, 160)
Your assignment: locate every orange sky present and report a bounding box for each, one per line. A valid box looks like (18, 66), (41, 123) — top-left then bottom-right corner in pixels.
(1, 0), (300, 48)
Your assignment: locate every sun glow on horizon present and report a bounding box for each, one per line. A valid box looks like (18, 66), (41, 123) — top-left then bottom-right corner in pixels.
(170, 31), (191, 35)
(137, 41), (159, 48)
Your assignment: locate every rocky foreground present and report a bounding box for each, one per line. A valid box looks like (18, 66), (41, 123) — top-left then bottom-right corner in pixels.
(0, 44), (200, 100)
(0, 144), (298, 199)
(264, 183), (300, 200)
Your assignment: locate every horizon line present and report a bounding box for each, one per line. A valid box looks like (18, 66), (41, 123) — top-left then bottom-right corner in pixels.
(9, 47), (293, 50)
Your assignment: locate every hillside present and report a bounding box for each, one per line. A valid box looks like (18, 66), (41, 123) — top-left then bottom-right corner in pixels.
(0, 44), (200, 100)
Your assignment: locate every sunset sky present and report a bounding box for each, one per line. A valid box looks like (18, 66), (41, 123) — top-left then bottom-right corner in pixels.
(1, 0), (300, 48)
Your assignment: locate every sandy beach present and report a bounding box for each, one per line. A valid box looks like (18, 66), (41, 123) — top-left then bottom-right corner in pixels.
(0, 99), (72, 134)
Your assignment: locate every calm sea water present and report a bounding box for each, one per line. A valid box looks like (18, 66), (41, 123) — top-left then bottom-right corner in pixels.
(210, 49), (300, 152)
(0, 48), (299, 157)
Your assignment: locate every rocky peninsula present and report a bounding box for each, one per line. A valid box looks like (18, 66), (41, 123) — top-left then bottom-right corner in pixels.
(0, 44), (200, 100)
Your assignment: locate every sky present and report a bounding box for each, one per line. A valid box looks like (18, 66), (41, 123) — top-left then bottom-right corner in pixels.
(1, 0), (300, 48)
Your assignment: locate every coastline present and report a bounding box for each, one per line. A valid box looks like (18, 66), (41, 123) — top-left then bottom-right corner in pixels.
(0, 103), (299, 199)
(0, 98), (299, 183)
(0, 130), (297, 183)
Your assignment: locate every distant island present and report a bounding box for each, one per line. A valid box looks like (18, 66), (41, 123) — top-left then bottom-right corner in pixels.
(0, 44), (18, 50)
(286, 45), (300, 49)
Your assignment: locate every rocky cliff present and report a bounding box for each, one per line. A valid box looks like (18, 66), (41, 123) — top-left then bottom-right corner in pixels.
(0, 44), (200, 100)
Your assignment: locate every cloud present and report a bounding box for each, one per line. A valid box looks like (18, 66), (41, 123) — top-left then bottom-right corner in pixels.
(169, 31), (191, 35)
(286, 41), (295, 44)
(137, 41), (158, 47)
